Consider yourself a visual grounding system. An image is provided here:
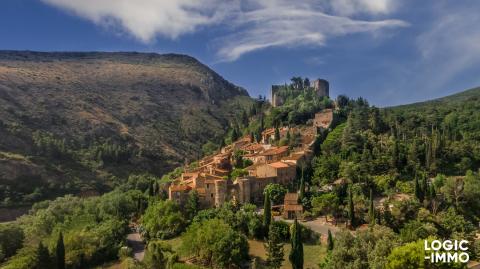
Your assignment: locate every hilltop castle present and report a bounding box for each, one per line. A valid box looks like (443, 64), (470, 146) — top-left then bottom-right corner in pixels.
(271, 78), (329, 107)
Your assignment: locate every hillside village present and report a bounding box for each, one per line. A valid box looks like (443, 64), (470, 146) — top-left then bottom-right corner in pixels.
(168, 80), (334, 219)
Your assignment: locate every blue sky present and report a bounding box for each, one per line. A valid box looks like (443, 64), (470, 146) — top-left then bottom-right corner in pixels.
(1, 0), (480, 106)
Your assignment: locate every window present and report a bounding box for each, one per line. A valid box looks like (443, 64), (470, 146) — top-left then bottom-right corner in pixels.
(207, 184), (210, 189)
(211, 193), (214, 198)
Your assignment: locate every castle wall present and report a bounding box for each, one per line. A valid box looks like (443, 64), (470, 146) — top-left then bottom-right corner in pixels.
(214, 180), (227, 207)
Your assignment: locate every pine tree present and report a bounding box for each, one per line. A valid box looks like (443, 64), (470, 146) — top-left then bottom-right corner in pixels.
(250, 132), (255, 143)
(36, 242), (50, 269)
(56, 232), (65, 269)
(263, 192), (272, 238)
(368, 188), (375, 225)
(327, 229), (334, 251)
(265, 223), (284, 269)
(348, 185), (355, 228)
(289, 218), (304, 269)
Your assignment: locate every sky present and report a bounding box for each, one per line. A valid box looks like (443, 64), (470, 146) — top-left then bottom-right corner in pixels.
(1, 0), (480, 106)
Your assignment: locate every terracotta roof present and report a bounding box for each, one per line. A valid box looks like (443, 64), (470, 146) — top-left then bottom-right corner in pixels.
(261, 146), (289, 156)
(170, 185), (191, 192)
(269, 161), (290, 168)
(262, 128), (275, 135)
(284, 204), (303, 211)
(243, 143), (264, 151)
(284, 193), (299, 202)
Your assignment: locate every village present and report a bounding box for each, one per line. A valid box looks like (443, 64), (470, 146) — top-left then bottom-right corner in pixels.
(168, 105), (335, 220)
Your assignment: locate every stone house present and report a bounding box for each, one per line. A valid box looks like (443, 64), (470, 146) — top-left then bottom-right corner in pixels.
(283, 193), (303, 219)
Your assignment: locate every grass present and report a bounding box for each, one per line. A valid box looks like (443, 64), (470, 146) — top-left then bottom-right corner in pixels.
(248, 239), (327, 269)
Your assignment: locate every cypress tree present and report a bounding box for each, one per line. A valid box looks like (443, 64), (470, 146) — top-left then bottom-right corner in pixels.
(289, 218), (304, 269)
(327, 229), (334, 251)
(429, 184), (436, 199)
(265, 223), (284, 269)
(414, 176), (421, 201)
(250, 132), (255, 143)
(368, 188), (375, 225)
(421, 174), (428, 201)
(348, 185), (355, 228)
(274, 126), (280, 141)
(56, 232), (65, 269)
(299, 171), (305, 202)
(263, 192), (272, 238)
(36, 242), (50, 269)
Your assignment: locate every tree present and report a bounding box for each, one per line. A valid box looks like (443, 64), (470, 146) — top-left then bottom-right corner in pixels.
(36, 242), (51, 269)
(181, 219), (249, 268)
(289, 218), (304, 269)
(348, 185), (355, 228)
(0, 224), (24, 260)
(414, 176), (422, 202)
(311, 193), (339, 222)
(143, 241), (171, 269)
(185, 190), (200, 222)
(368, 188), (375, 225)
(264, 192), (272, 238)
(299, 170), (305, 202)
(141, 200), (186, 240)
(264, 184), (288, 205)
(265, 223), (284, 269)
(386, 239), (425, 269)
(327, 230), (334, 251)
(274, 126), (280, 141)
(56, 232), (65, 269)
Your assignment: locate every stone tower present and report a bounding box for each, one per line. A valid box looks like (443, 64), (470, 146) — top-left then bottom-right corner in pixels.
(238, 177), (251, 204)
(312, 79), (329, 98)
(270, 85), (283, 107)
(214, 179), (227, 207)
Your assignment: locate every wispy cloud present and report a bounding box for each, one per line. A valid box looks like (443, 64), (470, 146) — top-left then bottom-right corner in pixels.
(41, 0), (407, 61)
(416, 3), (480, 91)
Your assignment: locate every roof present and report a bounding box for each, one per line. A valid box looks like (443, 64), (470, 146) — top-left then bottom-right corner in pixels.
(284, 193), (299, 202)
(262, 128), (275, 135)
(261, 146), (289, 156)
(268, 161), (290, 168)
(243, 143), (264, 151)
(284, 204), (303, 211)
(169, 185), (192, 192)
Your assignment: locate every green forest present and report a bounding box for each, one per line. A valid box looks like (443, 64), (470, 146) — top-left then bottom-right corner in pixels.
(1, 81), (480, 269)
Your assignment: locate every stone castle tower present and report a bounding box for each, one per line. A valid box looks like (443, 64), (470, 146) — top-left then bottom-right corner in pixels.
(312, 79), (329, 98)
(270, 78), (329, 107)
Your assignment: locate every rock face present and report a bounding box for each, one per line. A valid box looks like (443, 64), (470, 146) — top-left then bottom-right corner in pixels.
(0, 51), (253, 203)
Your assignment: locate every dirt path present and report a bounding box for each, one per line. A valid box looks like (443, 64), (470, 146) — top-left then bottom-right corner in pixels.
(126, 232), (145, 261)
(275, 217), (342, 237)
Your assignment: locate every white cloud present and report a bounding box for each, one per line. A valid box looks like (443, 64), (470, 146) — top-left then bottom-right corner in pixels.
(415, 3), (480, 92)
(41, 0), (230, 42)
(41, 0), (407, 60)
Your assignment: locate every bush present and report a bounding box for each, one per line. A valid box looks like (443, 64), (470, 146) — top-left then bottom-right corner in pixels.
(141, 200), (186, 240)
(180, 219), (249, 268)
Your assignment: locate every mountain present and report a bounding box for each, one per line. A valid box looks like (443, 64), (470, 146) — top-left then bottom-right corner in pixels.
(0, 51), (253, 205)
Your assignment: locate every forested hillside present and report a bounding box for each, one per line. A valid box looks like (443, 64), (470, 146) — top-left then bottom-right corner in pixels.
(1, 75), (479, 269)
(0, 51), (253, 207)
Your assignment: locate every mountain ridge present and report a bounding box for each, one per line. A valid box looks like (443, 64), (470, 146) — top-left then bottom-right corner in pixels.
(0, 50), (253, 205)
